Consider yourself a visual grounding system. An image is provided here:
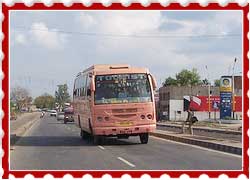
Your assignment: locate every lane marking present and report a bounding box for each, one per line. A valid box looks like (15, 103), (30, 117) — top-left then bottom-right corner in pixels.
(151, 136), (242, 158)
(117, 157), (135, 168)
(98, 146), (105, 150)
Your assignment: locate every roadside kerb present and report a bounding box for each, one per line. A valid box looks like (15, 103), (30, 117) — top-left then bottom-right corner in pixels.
(10, 113), (40, 146)
(157, 123), (242, 135)
(150, 130), (242, 155)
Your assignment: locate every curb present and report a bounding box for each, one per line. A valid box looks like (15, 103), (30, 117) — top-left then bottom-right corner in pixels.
(10, 116), (39, 146)
(150, 131), (242, 155)
(157, 123), (242, 135)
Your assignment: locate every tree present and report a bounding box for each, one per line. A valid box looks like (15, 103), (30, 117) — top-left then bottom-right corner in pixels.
(162, 77), (178, 86)
(163, 68), (201, 87)
(214, 79), (220, 87)
(55, 84), (70, 110)
(34, 93), (55, 109)
(10, 86), (32, 111)
(176, 68), (201, 86)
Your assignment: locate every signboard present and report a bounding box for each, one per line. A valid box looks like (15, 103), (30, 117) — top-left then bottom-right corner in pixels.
(184, 96), (220, 112)
(220, 76), (232, 92)
(220, 76), (233, 119)
(182, 95), (241, 112)
(220, 92), (232, 119)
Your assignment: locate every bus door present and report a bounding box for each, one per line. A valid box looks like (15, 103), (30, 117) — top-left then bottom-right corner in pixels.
(85, 73), (92, 131)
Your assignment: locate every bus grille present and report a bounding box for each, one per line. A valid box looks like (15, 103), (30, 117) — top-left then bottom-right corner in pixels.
(112, 108), (137, 113)
(114, 114), (136, 118)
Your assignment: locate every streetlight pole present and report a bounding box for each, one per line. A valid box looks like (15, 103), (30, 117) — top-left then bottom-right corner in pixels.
(205, 65), (211, 119)
(232, 58), (237, 119)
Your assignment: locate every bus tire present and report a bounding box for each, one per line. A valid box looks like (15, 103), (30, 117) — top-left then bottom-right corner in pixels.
(80, 129), (87, 139)
(93, 135), (103, 145)
(139, 133), (149, 144)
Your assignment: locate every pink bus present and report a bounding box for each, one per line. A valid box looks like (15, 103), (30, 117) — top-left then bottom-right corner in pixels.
(73, 64), (157, 144)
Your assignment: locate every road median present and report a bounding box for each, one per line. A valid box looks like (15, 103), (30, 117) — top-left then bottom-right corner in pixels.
(150, 129), (242, 155)
(157, 122), (242, 142)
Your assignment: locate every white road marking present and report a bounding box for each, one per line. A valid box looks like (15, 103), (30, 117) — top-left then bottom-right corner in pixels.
(151, 136), (242, 158)
(98, 145), (105, 150)
(117, 157), (135, 167)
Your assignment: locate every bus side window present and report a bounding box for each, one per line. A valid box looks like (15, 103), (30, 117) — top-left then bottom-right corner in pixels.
(74, 78), (78, 97)
(77, 89), (79, 97)
(73, 79), (77, 97)
(82, 75), (87, 97)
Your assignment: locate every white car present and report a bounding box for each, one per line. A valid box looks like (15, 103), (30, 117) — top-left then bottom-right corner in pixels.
(50, 110), (57, 117)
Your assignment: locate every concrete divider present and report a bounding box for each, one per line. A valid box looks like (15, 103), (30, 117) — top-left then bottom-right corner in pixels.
(150, 130), (242, 155)
(157, 123), (242, 135)
(157, 123), (242, 143)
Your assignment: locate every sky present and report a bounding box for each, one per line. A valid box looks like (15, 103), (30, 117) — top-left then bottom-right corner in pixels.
(10, 10), (243, 98)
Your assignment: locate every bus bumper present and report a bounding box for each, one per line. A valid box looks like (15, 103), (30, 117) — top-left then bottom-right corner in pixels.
(93, 124), (156, 136)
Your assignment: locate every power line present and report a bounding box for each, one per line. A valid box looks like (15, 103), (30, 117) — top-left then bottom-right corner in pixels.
(13, 26), (241, 39)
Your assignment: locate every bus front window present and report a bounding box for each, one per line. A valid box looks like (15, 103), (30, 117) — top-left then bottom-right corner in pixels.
(95, 74), (152, 104)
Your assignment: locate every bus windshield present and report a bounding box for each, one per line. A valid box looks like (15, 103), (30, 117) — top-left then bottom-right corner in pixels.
(95, 73), (152, 104)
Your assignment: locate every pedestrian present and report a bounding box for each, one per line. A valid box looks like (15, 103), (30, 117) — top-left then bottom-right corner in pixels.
(186, 109), (194, 135)
(40, 111), (45, 118)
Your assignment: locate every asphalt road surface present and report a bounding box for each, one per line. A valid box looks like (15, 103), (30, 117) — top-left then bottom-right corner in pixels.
(10, 114), (242, 170)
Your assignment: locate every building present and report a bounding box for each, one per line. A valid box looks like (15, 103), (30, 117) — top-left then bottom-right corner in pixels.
(158, 76), (242, 121)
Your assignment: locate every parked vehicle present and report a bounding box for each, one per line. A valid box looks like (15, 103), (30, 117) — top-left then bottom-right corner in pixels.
(50, 110), (57, 117)
(63, 107), (74, 124)
(21, 107), (28, 112)
(57, 112), (65, 121)
(73, 64), (157, 144)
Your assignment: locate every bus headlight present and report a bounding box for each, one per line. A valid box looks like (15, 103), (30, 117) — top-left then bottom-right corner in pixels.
(147, 114), (153, 119)
(97, 117), (103, 121)
(104, 117), (109, 121)
(141, 115), (145, 119)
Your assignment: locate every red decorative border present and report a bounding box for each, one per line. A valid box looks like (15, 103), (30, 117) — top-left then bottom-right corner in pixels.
(2, 3), (249, 179)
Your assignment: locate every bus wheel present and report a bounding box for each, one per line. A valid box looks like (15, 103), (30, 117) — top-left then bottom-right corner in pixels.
(139, 133), (149, 144)
(80, 130), (88, 139)
(93, 135), (103, 145)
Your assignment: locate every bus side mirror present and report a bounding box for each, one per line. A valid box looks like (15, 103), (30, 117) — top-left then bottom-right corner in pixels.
(149, 74), (157, 90)
(87, 89), (91, 96)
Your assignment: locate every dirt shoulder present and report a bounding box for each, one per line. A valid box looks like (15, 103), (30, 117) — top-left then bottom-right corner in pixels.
(10, 112), (40, 146)
(10, 112), (40, 134)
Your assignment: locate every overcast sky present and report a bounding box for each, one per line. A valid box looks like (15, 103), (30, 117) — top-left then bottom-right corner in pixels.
(10, 10), (243, 98)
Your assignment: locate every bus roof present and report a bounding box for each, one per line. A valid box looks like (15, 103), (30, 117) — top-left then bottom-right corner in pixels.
(77, 64), (149, 76)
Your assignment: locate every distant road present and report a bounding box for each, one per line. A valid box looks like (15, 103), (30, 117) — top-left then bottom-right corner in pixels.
(10, 114), (242, 170)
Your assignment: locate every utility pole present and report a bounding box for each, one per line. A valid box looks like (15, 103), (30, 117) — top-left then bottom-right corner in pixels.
(232, 58), (237, 119)
(205, 65), (211, 119)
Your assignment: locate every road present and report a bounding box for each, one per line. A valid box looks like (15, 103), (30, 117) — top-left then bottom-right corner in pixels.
(10, 114), (242, 170)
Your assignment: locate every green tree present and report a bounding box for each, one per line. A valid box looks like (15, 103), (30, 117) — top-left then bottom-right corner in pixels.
(10, 86), (32, 111)
(214, 79), (220, 87)
(162, 77), (178, 86)
(175, 68), (201, 86)
(55, 84), (70, 110)
(34, 93), (55, 109)
(163, 68), (201, 87)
